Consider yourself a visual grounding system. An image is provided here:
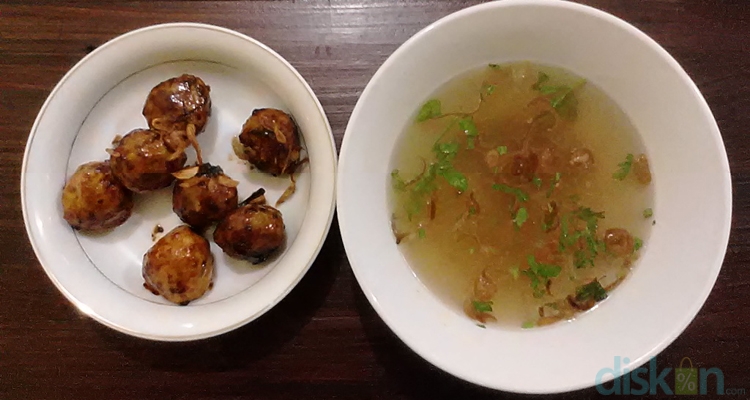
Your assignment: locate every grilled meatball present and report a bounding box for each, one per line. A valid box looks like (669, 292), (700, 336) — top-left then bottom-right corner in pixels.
(61, 160), (133, 232)
(142, 225), (214, 305)
(143, 74), (211, 136)
(109, 129), (187, 193)
(237, 108), (302, 176)
(603, 228), (635, 257)
(172, 163), (239, 230)
(213, 191), (286, 263)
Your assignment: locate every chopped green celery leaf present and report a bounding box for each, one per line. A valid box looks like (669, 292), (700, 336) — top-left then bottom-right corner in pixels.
(546, 172), (561, 198)
(417, 228), (426, 239)
(522, 269), (545, 298)
(522, 321), (535, 329)
(459, 117), (479, 138)
(417, 99), (441, 122)
(576, 280), (608, 302)
(514, 207), (529, 227)
(551, 89), (579, 120)
(483, 84), (496, 96)
(391, 170), (407, 190)
(437, 167), (468, 193)
(539, 85), (564, 95)
(509, 266), (520, 279)
(634, 237), (643, 251)
(467, 138), (475, 150)
(497, 146), (508, 155)
(435, 142), (460, 159)
(477, 324), (486, 329)
(492, 183), (529, 202)
(533, 72), (550, 90)
(469, 206), (477, 215)
(527, 255), (561, 278)
(413, 164), (437, 194)
(613, 154), (634, 180)
(643, 208), (654, 218)
(472, 300), (493, 313)
(532, 176), (543, 189)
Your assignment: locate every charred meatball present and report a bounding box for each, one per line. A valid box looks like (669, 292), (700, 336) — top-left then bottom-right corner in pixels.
(143, 225), (214, 305)
(237, 108), (302, 176)
(61, 160), (133, 231)
(143, 74), (211, 136)
(109, 129), (187, 193)
(172, 163), (239, 230)
(213, 190), (286, 263)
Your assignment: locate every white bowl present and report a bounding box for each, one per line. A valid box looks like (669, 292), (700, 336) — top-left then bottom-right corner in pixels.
(338, 0), (731, 394)
(22, 23), (337, 341)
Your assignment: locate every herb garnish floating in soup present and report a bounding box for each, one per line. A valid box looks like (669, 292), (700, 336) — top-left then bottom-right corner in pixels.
(389, 62), (653, 329)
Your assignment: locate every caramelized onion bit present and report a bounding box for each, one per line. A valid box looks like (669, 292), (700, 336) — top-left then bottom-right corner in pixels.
(172, 166), (200, 180)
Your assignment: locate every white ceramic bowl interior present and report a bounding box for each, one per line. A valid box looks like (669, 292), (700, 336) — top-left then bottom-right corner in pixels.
(338, 0), (731, 394)
(22, 23), (337, 341)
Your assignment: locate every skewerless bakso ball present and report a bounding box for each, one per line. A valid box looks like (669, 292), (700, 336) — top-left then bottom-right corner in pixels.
(109, 129), (187, 193)
(172, 163), (239, 230)
(143, 74), (212, 136)
(238, 108), (302, 176)
(61, 160), (133, 232)
(143, 225), (214, 305)
(213, 190), (286, 264)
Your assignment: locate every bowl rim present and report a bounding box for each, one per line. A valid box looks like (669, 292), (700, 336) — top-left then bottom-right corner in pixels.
(21, 22), (338, 341)
(338, 0), (731, 393)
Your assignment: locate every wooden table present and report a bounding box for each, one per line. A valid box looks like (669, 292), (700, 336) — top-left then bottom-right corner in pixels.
(2, 1), (748, 398)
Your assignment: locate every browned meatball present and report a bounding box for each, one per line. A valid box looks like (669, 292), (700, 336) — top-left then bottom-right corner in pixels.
(61, 161), (133, 232)
(142, 225), (214, 305)
(509, 152), (538, 183)
(603, 228), (635, 257)
(213, 192), (286, 263)
(238, 108), (302, 176)
(569, 148), (594, 169)
(109, 129), (187, 193)
(172, 163), (239, 230)
(143, 74), (211, 136)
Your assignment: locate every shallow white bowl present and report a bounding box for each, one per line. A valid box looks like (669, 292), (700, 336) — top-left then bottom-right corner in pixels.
(338, 0), (731, 394)
(22, 23), (337, 341)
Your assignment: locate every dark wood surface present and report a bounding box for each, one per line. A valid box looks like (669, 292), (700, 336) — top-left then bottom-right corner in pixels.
(1, 1), (749, 399)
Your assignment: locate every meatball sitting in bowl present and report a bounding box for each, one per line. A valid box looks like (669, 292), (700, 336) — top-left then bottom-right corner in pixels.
(109, 128), (187, 193)
(236, 108), (302, 177)
(143, 225), (214, 305)
(61, 160), (134, 232)
(213, 189), (286, 264)
(172, 163), (239, 230)
(143, 74), (212, 136)
(143, 74), (211, 162)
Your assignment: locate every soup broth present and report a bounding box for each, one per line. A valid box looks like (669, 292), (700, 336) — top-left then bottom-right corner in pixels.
(390, 62), (653, 328)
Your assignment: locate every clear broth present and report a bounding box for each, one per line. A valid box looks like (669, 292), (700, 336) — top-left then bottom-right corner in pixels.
(390, 62), (653, 328)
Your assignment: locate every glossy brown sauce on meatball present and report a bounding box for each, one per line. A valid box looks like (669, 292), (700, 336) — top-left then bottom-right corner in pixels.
(109, 129), (187, 193)
(238, 108), (302, 176)
(142, 225), (214, 305)
(172, 163), (239, 230)
(143, 74), (211, 135)
(61, 160), (134, 231)
(213, 191), (286, 263)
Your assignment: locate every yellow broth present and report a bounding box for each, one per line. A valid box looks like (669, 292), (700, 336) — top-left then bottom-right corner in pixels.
(389, 62), (653, 328)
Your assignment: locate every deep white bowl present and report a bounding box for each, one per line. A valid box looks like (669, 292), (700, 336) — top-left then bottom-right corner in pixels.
(338, 0), (731, 394)
(22, 23), (337, 341)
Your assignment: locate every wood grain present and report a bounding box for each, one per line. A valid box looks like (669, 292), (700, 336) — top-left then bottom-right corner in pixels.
(1, 1), (749, 399)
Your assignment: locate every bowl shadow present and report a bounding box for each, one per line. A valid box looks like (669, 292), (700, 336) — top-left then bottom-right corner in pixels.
(352, 280), (595, 400)
(92, 220), (343, 372)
